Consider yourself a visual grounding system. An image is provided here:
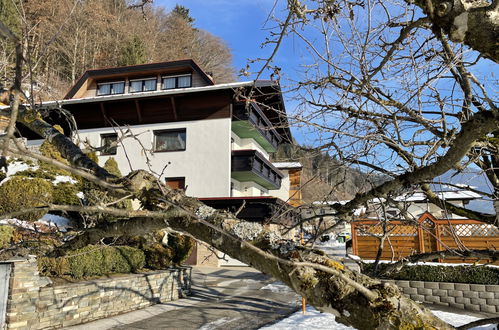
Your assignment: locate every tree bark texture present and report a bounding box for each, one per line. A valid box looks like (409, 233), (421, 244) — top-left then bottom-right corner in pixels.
(412, 0), (499, 63)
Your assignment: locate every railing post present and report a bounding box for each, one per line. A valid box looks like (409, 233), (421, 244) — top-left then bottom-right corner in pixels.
(351, 221), (358, 256)
(435, 224), (443, 263)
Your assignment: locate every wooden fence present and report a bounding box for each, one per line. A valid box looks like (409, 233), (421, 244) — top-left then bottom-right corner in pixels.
(351, 212), (499, 263)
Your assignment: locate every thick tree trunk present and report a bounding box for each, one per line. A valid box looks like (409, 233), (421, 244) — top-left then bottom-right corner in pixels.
(2, 106), (456, 328)
(49, 173), (453, 329)
(412, 0), (499, 63)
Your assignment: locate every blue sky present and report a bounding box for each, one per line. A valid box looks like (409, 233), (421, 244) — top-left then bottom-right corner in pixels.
(156, 0), (311, 142)
(155, 0), (297, 79)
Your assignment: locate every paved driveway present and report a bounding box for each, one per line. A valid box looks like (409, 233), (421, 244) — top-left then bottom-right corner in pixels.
(66, 267), (300, 330)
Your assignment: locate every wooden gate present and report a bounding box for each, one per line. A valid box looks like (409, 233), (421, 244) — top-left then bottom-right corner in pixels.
(0, 263), (11, 328)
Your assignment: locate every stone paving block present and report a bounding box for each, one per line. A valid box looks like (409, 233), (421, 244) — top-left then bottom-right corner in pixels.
(455, 297), (471, 304)
(454, 283), (470, 291)
(440, 296), (455, 304)
(486, 298), (499, 305)
(449, 303), (465, 310)
(410, 281), (425, 288)
(480, 305), (497, 314)
(470, 297), (486, 305)
(464, 304), (481, 312)
(439, 283), (454, 290)
(424, 282), (439, 289)
(432, 289), (447, 297)
(486, 285), (499, 293)
(417, 288), (432, 296)
(463, 291), (479, 299)
(469, 284), (486, 292)
(395, 280), (410, 288)
(425, 295), (440, 303)
(479, 291), (494, 299)
(447, 289), (463, 297)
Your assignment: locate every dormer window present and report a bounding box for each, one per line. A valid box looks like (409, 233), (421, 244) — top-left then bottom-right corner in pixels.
(129, 78), (157, 93)
(97, 81), (125, 96)
(162, 74), (192, 90)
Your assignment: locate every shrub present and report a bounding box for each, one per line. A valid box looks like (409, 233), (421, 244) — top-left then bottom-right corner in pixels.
(366, 263), (499, 285)
(0, 225), (14, 248)
(14, 168), (56, 180)
(103, 157), (132, 209)
(52, 182), (81, 205)
(39, 245), (145, 279)
(102, 245), (146, 273)
(0, 176), (53, 221)
(143, 243), (174, 270)
(104, 157), (121, 177)
(81, 157), (131, 221)
(169, 232), (195, 265)
(38, 256), (70, 277)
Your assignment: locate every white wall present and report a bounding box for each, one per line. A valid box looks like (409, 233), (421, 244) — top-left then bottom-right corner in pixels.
(76, 118), (232, 198)
(231, 179), (269, 197)
(231, 133), (269, 159)
(271, 169), (290, 201)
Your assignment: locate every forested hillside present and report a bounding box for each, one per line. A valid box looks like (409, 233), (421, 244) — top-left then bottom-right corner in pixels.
(0, 1), (235, 100)
(273, 144), (381, 203)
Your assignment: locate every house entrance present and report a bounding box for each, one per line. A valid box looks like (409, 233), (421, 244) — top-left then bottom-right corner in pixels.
(0, 263), (11, 328)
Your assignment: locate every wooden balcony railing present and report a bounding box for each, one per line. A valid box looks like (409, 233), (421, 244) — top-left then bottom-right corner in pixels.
(231, 149), (283, 190)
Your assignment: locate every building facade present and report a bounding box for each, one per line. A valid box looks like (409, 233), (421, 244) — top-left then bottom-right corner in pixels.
(31, 60), (298, 204)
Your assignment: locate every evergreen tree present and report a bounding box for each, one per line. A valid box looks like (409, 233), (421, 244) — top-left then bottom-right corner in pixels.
(172, 4), (194, 24)
(118, 36), (146, 67)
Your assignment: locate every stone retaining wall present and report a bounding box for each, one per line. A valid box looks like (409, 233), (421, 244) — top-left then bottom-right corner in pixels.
(5, 259), (191, 329)
(385, 279), (499, 314)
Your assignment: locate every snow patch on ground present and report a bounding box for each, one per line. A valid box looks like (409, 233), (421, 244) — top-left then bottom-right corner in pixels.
(0, 214), (73, 232)
(261, 281), (294, 293)
(261, 306), (497, 329)
(6, 161), (38, 176)
(261, 306), (354, 329)
(38, 214), (73, 231)
(52, 175), (78, 184)
(316, 239), (344, 249)
(199, 317), (240, 330)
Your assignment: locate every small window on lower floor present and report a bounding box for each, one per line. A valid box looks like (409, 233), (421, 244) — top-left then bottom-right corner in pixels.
(165, 177), (185, 190)
(100, 133), (118, 155)
(154, 128), (186, 152)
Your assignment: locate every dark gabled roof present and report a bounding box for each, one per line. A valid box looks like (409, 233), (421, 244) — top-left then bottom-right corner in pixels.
(64, 59), (214, 99)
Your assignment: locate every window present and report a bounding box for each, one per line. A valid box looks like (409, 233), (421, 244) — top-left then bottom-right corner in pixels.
(161, 74), (192, 89)
(165, 177), (185, 190)
(129, 78), (157, 93)
(97, 81), (125, 96)
(154, 129), (186, 152)
(100, 133), (118, 155)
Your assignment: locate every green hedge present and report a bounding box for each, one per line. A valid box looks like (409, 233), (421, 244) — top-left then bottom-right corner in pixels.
(0, 225), (14, 248)
(0, 176), (53, 221)
(365, 264), (499, 285)
(39, 245), (145, 279)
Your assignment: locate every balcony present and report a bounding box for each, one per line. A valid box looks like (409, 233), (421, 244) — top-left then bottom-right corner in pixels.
(231, 102), (282, 153)
(231, 150), (283, 190)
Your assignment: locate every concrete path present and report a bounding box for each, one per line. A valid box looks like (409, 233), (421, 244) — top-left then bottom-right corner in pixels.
(65, 267), (300, 330)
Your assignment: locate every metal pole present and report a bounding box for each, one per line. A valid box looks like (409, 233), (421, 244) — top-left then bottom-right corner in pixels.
(300, 231), (306, 314)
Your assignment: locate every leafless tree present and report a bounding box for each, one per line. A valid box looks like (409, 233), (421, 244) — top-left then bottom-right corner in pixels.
(253, 0), (497, 227)
(0, 0), (498, 328)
